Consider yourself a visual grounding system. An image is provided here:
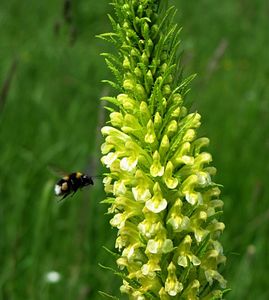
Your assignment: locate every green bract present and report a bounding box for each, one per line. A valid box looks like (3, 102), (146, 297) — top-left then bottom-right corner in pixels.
(100, 0), (227, 299)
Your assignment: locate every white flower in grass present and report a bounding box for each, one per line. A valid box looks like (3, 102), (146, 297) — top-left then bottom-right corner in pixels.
(45, 271), (61, 283)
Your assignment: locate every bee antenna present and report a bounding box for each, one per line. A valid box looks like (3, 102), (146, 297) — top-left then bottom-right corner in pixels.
(92, 174), (103, 179)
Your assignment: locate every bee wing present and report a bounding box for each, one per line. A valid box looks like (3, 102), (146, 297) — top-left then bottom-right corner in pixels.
(47, 164), (69, 177)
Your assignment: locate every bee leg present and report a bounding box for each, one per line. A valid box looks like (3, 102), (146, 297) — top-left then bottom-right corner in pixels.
(71, 191), (77, 197)
(57, 193), (68, 202)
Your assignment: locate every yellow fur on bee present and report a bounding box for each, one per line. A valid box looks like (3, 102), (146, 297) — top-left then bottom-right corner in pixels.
(76, 172), (82, 178)
(61, 182), (68, 191)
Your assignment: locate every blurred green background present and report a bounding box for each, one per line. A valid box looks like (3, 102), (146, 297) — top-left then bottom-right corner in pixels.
(0, 0), (268, 299)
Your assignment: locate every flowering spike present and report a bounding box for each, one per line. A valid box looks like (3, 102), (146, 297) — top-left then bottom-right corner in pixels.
(100, 0), (227, 298)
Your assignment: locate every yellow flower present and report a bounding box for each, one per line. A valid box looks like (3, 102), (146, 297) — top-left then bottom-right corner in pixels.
(145, 182), (167, 213)
(165, 262), (183, 296)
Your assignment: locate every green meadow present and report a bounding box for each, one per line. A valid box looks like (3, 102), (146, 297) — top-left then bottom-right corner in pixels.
(0, 0), (268, 299)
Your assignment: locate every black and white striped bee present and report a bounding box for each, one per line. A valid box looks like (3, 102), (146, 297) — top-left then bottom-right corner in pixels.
(54, 172), (94, 200)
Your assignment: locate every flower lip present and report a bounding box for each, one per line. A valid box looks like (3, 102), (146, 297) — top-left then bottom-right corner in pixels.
(145, 197), (167, 213)
(120, 156), (138, 171)
(101, 152), (118, 168)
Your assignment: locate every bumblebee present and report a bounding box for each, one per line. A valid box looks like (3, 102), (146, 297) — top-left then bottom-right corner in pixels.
(54, 172), (94, 200)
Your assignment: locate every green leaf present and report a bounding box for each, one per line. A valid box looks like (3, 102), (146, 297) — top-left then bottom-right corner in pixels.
(101, 80), (122, 91)
(196, 232), (210, 257)
(104, 57), (123, 85)
(101, 95), (121, 107)
(178, 73), (197, 95)
(96, 32), (118, 44)
(99, 291), (120, 300)
(100, 197), (116, 204)
(102, 246), (121, 258)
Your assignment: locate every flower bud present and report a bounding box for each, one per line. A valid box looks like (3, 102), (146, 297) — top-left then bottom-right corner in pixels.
(145, 120), (156, 145)
(150, 151), (164, 177)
